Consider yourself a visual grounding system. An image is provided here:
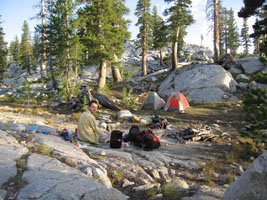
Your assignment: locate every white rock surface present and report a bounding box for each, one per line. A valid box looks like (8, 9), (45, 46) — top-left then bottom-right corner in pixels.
(223, 152), (267, 200)
(158, 64), (237, 102)
(238, 57), (265, 74)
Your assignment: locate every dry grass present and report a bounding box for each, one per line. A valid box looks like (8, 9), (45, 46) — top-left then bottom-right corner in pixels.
(72, 112), (82, 122)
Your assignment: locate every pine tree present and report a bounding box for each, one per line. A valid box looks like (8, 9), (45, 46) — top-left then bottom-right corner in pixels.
(18, 20), (33, 75)
(45, 0), (82, 100)
(152, 6), (168, 65)
(253, 35), (261, 54)
(8, 36), (19, 64)
(77, 0), (130, 89)
(164, 0), (194, 69)
(135, 0), (153, 76)
(33, 31), (41, 66)
(110, 0), (130, 83)
(227, 9), (240, 57)
(218, 5), (228, 55)
(33, 0), (48, 78)
(241, 17), (251, 56)
(206, 0), (220, 62)
(40, 0), (47, 78)
(238, 0), (266, 56)
(0, 15), (7, 72)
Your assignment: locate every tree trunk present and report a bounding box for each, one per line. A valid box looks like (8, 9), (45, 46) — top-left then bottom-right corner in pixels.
(172, 26), (180, 70)
(112, 54), (122, 83)
(98, 61), (107, 89)
(225, 33), (228, 54)
(40, 0), (47, 78)
(49, 56), (57, 90)
(112, 65), (122, 83)
(65, 2), (72, 98)
(172, 42), (178, 69)
(214, 0), (220, 62)
(142, 37), (147, 76)
(27, 55), (32, 75)
(159, 48), (163, 65)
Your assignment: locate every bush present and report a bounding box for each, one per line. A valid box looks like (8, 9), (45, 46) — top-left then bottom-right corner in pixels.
(243, 87), (267, 129)
(242, 72), (267, 148)
(18, 79), (34, 106)
(96, 84), (111, 97)
(122, 69), (133, 81)
(121, 87), (139, 109)
(252, 72), (267, 83)
(259, 56), (267, 66)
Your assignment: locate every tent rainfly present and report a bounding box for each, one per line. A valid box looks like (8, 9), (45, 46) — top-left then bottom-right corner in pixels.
(141, 91), (166, 110)
(164, 91), (189, 112)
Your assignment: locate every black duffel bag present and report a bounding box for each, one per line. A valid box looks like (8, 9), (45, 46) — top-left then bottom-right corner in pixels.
(110, 130), (123, 148)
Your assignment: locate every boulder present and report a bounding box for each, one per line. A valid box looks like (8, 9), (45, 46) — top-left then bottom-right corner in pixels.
(223, 152), (267, 200)
(188, 88), (225, 102)
(236, 74), (250, 83)
(17, 154), (128, 200)
(248, 81), (258, 90)
(191, 51), (209, 61)
(223, 60), (239, 71)
(229, 96), (239, 102)
(182, 185), (226, 200)
(163, 177), (189, 199)
(237, 82), (249, 91)
(0, 131), (28, 186)
(117, 110), (133, 120)
(4, 76), (25, 88)
(158, 64), (237, 102)
(228, 63), (243, 76)
(238, 57), (265, 74)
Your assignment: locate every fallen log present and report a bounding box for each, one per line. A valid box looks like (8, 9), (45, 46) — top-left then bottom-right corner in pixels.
(93, 93), (121, 111)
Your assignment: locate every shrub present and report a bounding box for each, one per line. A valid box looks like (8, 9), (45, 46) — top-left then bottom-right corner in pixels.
(243, 87), (267, 129)
(259, 56), (267, 66)
(97, 84), (111, 97)
(18, 79), (33, 106)
(242, 72), (267, 148)
(58, 79), (80, 102)
(122, 69), (133, 81)
(121, 87), (139, 109)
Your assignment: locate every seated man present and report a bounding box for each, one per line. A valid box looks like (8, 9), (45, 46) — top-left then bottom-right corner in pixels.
(77, 100), (109, 144)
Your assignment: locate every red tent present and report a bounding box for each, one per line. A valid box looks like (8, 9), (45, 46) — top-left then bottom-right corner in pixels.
(164, 92), (189, 112)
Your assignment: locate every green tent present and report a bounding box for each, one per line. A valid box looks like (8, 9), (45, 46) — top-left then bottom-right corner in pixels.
(141, 91), (166, 110)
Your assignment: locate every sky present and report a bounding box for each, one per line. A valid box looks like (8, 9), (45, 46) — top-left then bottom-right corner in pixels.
(0, 0), (256, 53)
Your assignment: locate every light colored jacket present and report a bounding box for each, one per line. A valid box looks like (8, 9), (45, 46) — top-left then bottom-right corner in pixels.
(77, 110), (100, 144)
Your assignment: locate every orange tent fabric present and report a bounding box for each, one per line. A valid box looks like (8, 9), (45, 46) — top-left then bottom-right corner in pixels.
(164, 92), (189, 112)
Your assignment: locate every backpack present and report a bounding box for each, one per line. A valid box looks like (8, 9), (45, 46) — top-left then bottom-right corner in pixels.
(149, 115), (170, 129)
(133, 128), (160, 150)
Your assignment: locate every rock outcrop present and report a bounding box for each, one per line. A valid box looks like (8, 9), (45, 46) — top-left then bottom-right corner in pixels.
(158, 64), (237, 102)
(223, 151), (267, 200)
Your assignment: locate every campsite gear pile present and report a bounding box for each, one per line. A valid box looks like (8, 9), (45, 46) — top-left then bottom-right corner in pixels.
(148, 115), (170, 129)
(28, 124), (58, 136)
(168, 126), (229, 143)
(60, 128), (74, 141)
(123, 126), (161, 150)
(110, 126), (161, 150)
